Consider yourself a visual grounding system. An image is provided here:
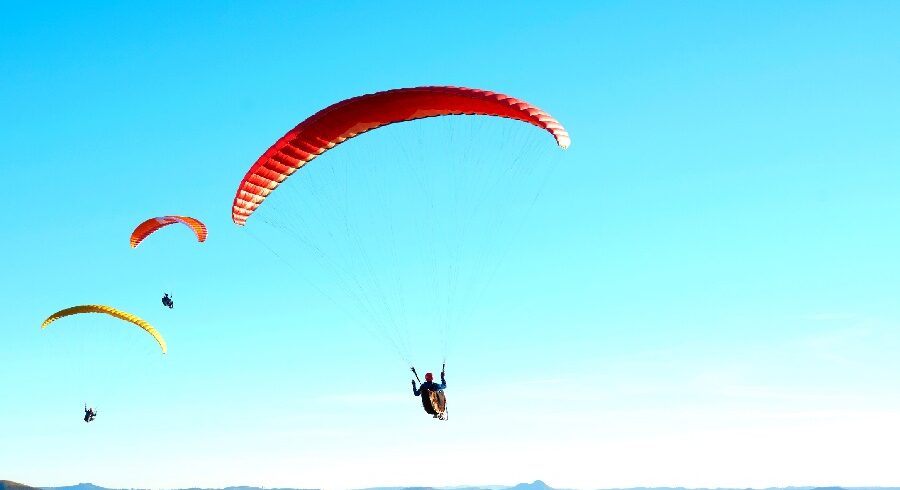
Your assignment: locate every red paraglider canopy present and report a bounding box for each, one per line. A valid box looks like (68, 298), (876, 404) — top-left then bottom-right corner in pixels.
(232, 86), (570, 225)
(130, 215), (208, 248)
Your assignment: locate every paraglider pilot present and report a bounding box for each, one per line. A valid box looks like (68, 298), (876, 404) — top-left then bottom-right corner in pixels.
(161, 293), (174, 309)
(83, 404), (97, 423)
(412, 367), (446, 418)
(412, 370), (446, 395)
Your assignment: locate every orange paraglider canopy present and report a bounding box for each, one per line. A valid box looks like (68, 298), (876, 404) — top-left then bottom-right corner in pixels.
(130, 215), (207, 248)
(232, 86), (570, 225)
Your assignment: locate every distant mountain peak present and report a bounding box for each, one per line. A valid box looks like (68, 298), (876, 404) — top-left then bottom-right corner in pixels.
(509, 481), (553, 490)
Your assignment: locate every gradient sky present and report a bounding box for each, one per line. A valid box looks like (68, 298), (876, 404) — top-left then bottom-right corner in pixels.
(2, 1), (900, 489)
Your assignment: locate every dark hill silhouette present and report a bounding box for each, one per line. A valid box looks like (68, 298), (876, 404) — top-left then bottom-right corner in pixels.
(1, 481), (43, 490)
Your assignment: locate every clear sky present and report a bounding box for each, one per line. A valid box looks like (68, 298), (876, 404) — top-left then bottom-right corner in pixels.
(2, 1), (900, 489)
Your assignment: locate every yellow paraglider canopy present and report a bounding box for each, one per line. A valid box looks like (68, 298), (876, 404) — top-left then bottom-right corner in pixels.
(41, 304), (167, 354)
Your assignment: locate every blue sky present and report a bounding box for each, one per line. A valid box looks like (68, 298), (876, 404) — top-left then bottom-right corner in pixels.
(2, 1), (900, 488)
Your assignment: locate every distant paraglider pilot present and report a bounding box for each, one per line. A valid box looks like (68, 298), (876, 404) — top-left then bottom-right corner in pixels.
(161, 293), (174, 309)
(83, 404), (97, 423)
(411, 366), (447, 420)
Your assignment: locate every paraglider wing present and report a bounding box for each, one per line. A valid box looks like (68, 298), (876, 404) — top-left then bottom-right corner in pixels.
(232, 86), (571, 225)
(130, 215), (207, 248)
(41, 304), (167, 354)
